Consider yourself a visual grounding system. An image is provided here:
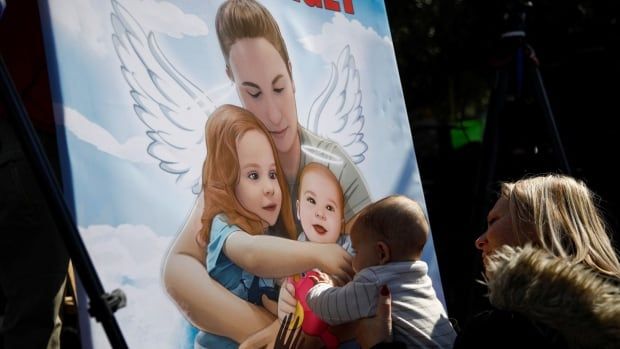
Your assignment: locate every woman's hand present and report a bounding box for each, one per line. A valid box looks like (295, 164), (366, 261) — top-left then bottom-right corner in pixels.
(274, 314), (305, 349)
(355, 285), (392, 349)
(239, 319), (281, 349)
(278, 280), (297, 321)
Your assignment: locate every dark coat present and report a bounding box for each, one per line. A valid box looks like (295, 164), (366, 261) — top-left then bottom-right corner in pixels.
(455, 245), (620, 349)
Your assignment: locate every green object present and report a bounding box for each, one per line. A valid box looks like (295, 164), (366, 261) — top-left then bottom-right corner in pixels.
(450, 119), (483, 149)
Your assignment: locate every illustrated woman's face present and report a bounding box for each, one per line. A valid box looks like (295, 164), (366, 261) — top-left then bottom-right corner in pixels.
(235, 129), (282, 227)
(228, 37), (299, 155)
(296, 169), (343, 244)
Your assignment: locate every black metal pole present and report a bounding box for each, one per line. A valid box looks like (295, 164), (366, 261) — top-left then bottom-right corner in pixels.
(0, 55), (128, 349)
(532, 67), (572, 175)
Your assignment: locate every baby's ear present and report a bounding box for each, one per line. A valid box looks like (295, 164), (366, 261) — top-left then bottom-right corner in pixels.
(376, 241), (391, 265)
(296, 200), (301, 220)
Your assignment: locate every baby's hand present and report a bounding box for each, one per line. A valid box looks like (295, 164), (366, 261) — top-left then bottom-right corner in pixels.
(309, 270), (334, 286)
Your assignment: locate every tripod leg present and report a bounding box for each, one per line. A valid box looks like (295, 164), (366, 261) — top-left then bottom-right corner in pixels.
(474, 68), (510, 219)
(532, 67), (572, 175)
(0, 55), (129, 349)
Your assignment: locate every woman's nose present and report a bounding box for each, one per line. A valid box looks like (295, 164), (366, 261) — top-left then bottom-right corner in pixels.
(475, 233), (487, 250)
(265, 97), (283, 125)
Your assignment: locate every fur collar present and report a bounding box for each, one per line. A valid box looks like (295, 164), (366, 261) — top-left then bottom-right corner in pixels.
(483, 245), (620, 349)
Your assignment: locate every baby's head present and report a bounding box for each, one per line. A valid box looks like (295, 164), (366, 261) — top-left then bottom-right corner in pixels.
(296, 163), (344, 243)
(350, 195), (429, 272)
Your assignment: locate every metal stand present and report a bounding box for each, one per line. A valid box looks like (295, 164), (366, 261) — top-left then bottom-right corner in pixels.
(468, 0), (572, 320)
(475, 1), (571, 216)
(0, 55), (128, 349)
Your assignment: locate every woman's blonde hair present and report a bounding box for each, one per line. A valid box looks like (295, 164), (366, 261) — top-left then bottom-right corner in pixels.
(215, 0), (292, 78)
(502, 174), (620, 277)
(198, 104), (295, 244)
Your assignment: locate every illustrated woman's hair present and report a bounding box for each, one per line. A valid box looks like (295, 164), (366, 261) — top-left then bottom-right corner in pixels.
(216, 0), (292, 78)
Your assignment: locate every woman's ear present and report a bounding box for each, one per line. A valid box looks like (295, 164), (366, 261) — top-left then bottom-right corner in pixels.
(376, 241), (391, 265)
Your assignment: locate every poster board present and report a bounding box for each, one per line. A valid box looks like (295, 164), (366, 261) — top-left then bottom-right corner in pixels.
(38, 0), (447, 347)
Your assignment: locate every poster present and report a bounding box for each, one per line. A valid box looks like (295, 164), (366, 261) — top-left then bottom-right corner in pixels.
(39, 0), (447, 347)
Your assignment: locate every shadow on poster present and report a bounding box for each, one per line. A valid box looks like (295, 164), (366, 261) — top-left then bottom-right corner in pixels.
(38, 0), (449, 347)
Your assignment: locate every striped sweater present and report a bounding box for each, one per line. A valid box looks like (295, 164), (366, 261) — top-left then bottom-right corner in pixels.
(306, 261), (456, 348)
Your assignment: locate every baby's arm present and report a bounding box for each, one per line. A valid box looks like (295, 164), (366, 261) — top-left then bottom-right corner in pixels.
(306, 270), (379, 325)
(223, 231), (354, 281)
(162, 196), (275, 342)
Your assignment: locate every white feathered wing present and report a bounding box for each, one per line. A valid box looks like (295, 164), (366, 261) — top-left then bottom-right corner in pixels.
(305, 45), (367, 164)
(111, 0), (214, 194)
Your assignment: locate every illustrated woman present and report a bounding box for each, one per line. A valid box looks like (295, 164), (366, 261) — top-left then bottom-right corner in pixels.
(162, 0), (372, 344)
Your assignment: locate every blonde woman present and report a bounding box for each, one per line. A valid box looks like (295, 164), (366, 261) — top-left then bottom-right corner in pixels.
(456, 174), (620, 349)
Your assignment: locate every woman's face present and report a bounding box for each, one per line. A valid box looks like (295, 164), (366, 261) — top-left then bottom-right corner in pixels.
(228, 37), (299, 155)
(475, 197), (523, 265)
(235, 129), (282, 227)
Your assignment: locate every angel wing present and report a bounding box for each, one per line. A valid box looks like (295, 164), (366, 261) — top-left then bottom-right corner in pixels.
(305, 45), (367, 164)
(110, 0), (214, 194)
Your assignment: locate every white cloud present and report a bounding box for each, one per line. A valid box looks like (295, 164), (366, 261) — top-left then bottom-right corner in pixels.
(299, 13), (405, 139)
(48, 0), (208, 56)
(60, 106), (156, 164)
(123, 0), (209, 39)
(49, 0), (109, 56)
(80, 224), (188, 348)
(300, 12), (393, 72)
(299, 13), (414, 197)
